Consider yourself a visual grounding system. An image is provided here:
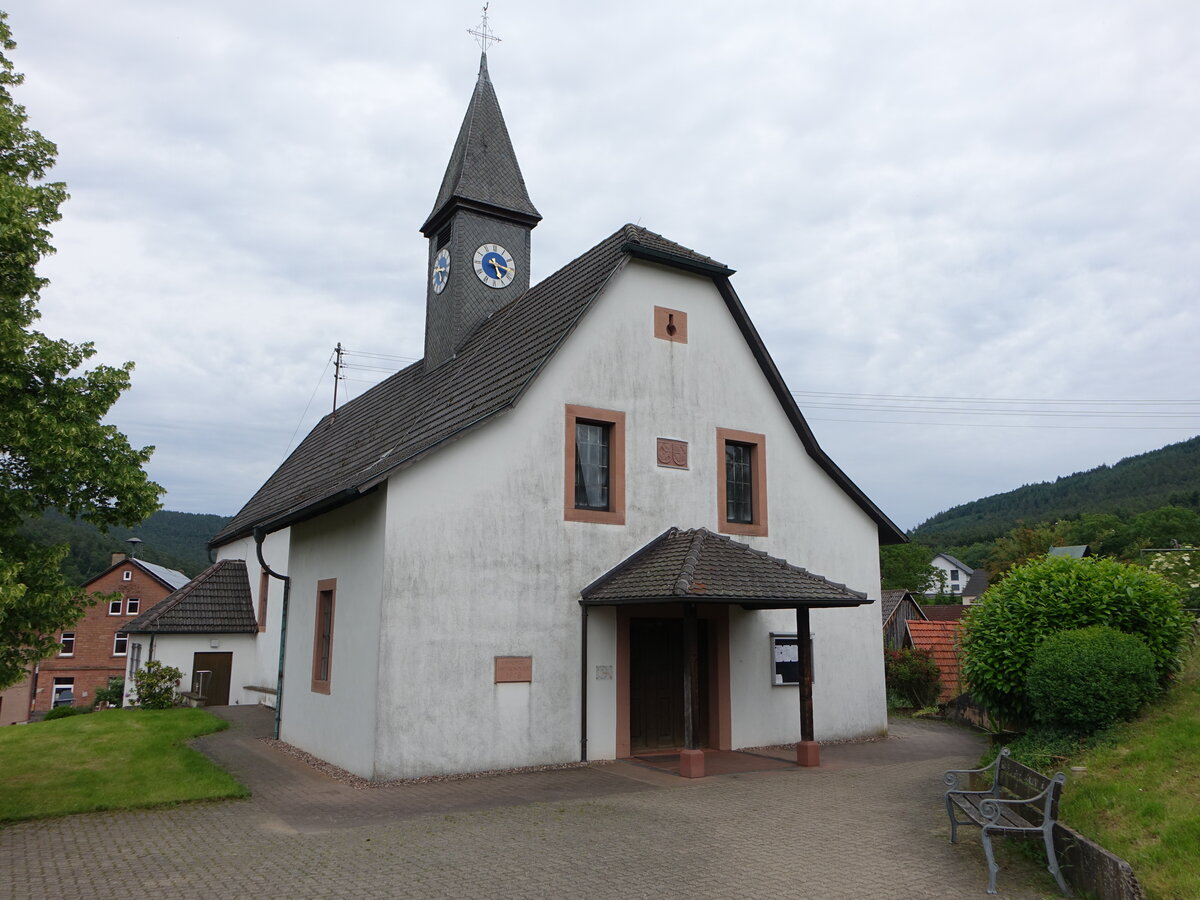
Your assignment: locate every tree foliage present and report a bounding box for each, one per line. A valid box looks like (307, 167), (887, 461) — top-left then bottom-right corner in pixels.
(960, 555), (1191, 726)
(0, 13), (161, 688)
(132, 660), (182, 709)
(880, 543), (942, 594)
(913, 436), (1200, 547)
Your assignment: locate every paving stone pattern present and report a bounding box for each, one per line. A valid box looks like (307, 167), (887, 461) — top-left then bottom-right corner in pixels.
(0, 708), (1060, 899)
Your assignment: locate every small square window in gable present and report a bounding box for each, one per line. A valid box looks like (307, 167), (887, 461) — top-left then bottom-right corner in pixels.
(654, 306), (687, 343)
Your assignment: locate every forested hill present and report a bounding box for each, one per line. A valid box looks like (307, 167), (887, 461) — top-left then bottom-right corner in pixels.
(21, 509), (232, 587)
(912, 435), (1200, 546)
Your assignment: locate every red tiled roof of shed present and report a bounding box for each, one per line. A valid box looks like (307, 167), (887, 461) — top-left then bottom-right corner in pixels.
(906, 620), (964, 702)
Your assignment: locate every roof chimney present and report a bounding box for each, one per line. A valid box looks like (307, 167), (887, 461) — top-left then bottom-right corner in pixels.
(111, 552), (127, 566)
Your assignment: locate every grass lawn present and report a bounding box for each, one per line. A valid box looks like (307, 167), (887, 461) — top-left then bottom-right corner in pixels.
(0, 708), (248, 823)
(1061, 639), (1200, 900)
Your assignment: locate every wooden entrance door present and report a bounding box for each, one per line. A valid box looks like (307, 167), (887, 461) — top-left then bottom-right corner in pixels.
(629, 618), (709, 753)
(191, 652), (232, 706)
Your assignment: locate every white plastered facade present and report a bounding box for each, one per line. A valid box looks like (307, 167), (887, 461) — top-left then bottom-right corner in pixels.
(268, 257), (887, 780)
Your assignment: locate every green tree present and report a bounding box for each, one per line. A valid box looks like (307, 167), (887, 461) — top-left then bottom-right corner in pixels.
(960, 555), (1190, 726)
(0, 13), (161, 688)
(880, 543), (942, 593)
(983, 522), (1070, 579)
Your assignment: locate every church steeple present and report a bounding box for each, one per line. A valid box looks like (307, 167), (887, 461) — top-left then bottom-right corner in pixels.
(421, 52), (540, 369)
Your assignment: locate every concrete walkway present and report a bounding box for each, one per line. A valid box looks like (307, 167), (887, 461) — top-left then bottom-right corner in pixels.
(0, 707), (1059, 899)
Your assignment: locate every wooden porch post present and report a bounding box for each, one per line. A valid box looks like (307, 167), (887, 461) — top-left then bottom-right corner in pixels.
(679, 601), (705, 777)
(795, 605), (819, 766)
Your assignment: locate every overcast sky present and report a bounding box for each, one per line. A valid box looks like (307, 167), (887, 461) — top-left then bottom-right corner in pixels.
(9, 1), (1199, 531)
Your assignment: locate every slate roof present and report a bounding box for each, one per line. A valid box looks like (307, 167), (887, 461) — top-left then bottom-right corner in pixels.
(580, 527), (870, 609)
(934, 553), (972, 574)
(135, 559), (191, 591)
(124, 558), (257, 634)
(880, 589), (927, 626)
(961, 569), (990, 599)
(421, 53), (540, 234)
(922, 603), (967, 622)
(213, 222), (905, 548)
(906, 620), (964, 702)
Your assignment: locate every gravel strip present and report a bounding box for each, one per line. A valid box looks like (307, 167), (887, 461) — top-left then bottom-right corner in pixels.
(261, 737), (614, 789)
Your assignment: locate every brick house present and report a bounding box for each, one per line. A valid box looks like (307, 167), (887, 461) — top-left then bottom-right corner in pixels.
(30, 555), (188, 714)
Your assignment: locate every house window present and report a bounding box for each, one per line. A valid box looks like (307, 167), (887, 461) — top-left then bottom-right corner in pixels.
(311, 579), (336, 694)
(59, 632), (75, 657)
(122, 570), (132, 582)
(564, 405), (625, 525)
(109, 599), (123, 615)
(52, 677), (75, 708)
(126, 598), (140, 615)
(950, 569), (959, 582)
(258, 569), (270, 632)
(716, 428), (767, 537)
(130, 641), (142, 674)
(113, 632), (128, 656)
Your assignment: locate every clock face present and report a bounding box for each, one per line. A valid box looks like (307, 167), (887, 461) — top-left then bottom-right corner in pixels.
(431, 247), (451, 295)
(473, 243), (516, 289)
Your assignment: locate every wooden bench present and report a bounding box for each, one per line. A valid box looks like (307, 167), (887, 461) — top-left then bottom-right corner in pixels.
(944, 747), (1070, 896)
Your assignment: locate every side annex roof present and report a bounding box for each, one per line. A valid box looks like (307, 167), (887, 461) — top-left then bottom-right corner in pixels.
(212, 225), (905, 547)
(124, 558), (257, 634)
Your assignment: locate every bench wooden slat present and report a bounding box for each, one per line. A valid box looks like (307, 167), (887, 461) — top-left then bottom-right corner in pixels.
(944, 748), (1071, 896)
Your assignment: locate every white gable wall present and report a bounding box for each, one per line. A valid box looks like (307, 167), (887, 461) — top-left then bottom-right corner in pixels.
(128, 633), (258, 706)
(216, 528), (291, 696)
(364, 258), (885, 779)
(282, 490), (386, 777)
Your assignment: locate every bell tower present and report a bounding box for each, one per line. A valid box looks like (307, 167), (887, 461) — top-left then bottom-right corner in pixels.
(420, 45), (540, 370)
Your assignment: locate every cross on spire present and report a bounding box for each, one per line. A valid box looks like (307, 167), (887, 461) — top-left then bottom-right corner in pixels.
(468, 3), (501, 53)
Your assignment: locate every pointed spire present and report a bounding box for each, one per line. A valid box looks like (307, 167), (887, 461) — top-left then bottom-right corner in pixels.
(420, 53), (540, 236)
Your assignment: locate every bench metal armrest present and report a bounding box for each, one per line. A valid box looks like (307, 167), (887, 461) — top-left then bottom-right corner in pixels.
(978, 772), (1066, 826)
(944, 747), (1008, 793)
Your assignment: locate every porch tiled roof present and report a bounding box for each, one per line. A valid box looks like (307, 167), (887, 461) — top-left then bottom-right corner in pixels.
(906, 620), (963, 702)
(581, 527), (870, 608)
(124, 559), (257, 634)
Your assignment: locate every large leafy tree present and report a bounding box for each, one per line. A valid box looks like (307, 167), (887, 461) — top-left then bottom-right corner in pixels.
(0, 13), (161, 688)
(880, 542), (943, 594)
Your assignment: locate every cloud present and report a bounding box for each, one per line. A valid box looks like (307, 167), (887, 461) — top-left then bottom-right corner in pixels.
(10, 0), (1200, 527)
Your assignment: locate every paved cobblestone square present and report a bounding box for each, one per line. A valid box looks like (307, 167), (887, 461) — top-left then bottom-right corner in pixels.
(0, 708), (1061, 899)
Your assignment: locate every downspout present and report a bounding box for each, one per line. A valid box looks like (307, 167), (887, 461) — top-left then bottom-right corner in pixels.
(255, 527), (290, 741)
(579, 604), (589, 762)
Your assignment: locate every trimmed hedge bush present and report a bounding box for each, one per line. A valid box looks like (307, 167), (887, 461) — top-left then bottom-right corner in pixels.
(885, 647), (941, 707)
(43, 706), (82, 720)
(1027, 626), (1157, 735)
(961, 555), (1189, 725)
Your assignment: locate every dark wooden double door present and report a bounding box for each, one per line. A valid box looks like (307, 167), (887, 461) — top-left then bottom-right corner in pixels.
(191, 652), (232, 706)
(629, 618), (709, 753)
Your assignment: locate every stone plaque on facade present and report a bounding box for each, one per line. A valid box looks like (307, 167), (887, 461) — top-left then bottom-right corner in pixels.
(656, 438), (688, 469)
(494, 656), (533, 683)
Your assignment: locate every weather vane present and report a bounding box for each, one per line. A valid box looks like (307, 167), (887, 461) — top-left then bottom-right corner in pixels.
(468, 3), (501, 53)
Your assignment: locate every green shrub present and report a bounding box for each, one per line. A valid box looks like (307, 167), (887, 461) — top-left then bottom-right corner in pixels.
(1027, 626), (1157, 735)
(92, 677), (124, 709)
(132, 660), (182, 709)
(961, 555), (1190, 726)
(884, 647), (941, 707)
(43, 706), (81, 720)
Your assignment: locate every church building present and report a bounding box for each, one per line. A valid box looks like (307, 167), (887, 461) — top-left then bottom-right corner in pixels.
(137, 46), (905, 780)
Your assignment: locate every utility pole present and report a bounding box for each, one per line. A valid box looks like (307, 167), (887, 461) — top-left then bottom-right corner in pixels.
(332, 342), (344, 416)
